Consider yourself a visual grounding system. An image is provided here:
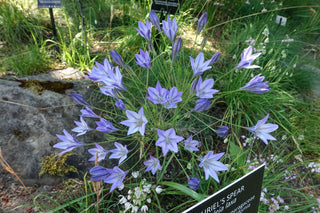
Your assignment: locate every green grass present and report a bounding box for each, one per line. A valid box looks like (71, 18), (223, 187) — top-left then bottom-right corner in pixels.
(2, 0), (320, 212)
(5, 43), (52, 75)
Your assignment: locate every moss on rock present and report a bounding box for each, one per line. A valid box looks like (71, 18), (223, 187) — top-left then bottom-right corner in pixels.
(39, 153), (77, 177)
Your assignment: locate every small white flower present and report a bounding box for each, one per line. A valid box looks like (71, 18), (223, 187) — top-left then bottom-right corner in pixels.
(155, 185), (163, 194)
(132, 171), (140, 178)
(127, 195), (131, 200)
(143, 183), (152, 189)
(147, 198), (151, 203)
(141, 205), (148, 213)
(124, 202), (132, 211)
(131, 205), (139, 213)
(142, 193), (147, 200)
(128, 190), (132, 194)
(141, 178), (146, 185)
(143, 187), (151, 194)
(119, 195), (127, 204)
(118, 183), (124, 190)
(134, 187), (143, 199)
(132, 199), (140, 205)
(137, 199), (142, 206)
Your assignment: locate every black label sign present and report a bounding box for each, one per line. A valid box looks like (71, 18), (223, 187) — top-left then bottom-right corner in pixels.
(183, 164), (265, 213)
(38, 0), (61, 8)
(151, 0), (180, 14)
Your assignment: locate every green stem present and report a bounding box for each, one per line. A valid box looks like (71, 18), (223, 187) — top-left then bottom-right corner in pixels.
(173, 154), (189, 178)
(216, 68), (235, 82)
(158, 152), (175, 182)
(218, 89), (241, 95)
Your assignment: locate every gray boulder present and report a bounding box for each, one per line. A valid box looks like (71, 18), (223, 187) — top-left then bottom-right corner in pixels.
(0, 69), (112, 185)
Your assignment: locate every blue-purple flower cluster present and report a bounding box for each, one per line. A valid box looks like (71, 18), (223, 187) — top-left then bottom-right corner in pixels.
(54, 10), (279, 196)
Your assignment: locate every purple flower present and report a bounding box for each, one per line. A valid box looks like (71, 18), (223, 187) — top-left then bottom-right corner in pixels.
(135, 20), (151, 41)
(105, 66), (127, 91)
(144, 155), (162, 175)
(100, 86), (118, 99)
(164, 87), (183, 109)
(215, 126), (229, 138)
(80, 106), (100, 118)
(162, 16), (178, 42)
(104, 166), (128, 192)
(235, 46), (261, 69)
(209, 52), (220, 65)
(147, 82), (169, 105)
(88, 144), (109, 162)
(195, 77), (219, 99)
(188, 177), (200, 190)
(156, 128), (184, 156)
(115, 99), (126, 110)
(193, 98), (211, 112)
(109, 142), (129, 165)
(190, 52), (212, 76)
(110, 50), (126, 68)
(69, 93), (89, 106)
(87, 59), (113, 84)
(96, 118), (118, 133)
(149, 10), (161, 32)
(89, 166), (110, 182)
(240, 74), (270, 94)
(72, 117), (93, 136)
(197, 12), (207, 34)
(184, 135), (200, 152)
(54, 129), (85, 156)
(199, 151), (228, 182)
(88, 59), (126, 91)
(172, 37), (182, 61)
(120, 107), (148, 136)
(135, 49), (151, 69)
(246, 114), (278, 145)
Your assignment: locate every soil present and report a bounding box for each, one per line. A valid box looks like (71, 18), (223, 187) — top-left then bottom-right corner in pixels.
(0, 170), (58, 213)
(0, 169), (87, 213)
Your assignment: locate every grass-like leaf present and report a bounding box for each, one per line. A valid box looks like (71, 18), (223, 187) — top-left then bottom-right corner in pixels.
(160, 181), (205, 202)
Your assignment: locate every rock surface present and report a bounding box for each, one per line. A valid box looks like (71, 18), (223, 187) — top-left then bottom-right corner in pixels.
(0, 68), (111, 186)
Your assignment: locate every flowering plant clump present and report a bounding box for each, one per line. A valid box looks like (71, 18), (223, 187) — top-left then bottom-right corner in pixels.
(53, 10), (280, 211)
(260, 188), (290, 213)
